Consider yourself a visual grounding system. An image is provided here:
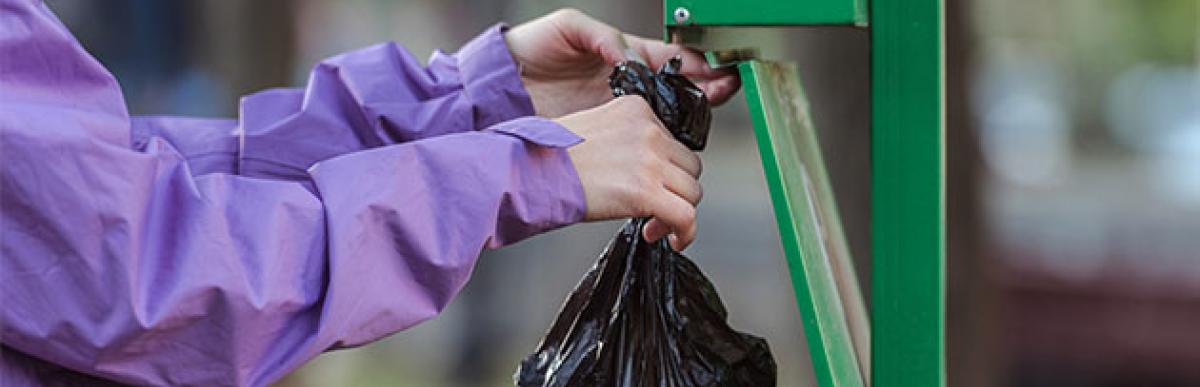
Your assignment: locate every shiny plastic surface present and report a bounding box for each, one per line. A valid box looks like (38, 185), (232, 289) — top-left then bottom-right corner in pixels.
(515, 219), (777, 386)
(608, 57), (712, 151)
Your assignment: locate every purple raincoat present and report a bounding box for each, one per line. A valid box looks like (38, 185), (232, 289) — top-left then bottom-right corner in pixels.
(0, 1), (587, 385)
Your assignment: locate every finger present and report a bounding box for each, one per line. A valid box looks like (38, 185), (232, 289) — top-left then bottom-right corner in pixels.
(554, 9), (627, 65)
(673, 215), (698, 251)
(661, 165), (703, 205)
(658, 132), (702, 177)
(668, 233), (691, 252)
(643, 189), (697, 247)
(624, 34), (741, 105)
(625, 35), (723, 77)
(643, 218), (670, 243)
(697, 75), (742, 106)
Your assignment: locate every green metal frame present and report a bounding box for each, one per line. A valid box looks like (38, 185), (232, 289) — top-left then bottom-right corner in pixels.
(740, 60), (868, 387)
(870, 0), (945, 386)
(663, 0), (945, 386)
(663, 0), (867, 27)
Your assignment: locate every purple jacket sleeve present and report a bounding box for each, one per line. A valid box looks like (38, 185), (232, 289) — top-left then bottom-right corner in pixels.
(133, 22), (537, 183)
(234, 23), (539, 182)
(0, 1), (585, 386)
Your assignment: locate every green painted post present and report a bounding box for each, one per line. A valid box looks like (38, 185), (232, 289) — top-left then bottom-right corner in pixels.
(660, 0), (946, 385)
(870, 0), (946, 386)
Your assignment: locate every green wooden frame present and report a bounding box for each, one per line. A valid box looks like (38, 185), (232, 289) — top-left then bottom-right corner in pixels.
(663, 0), (945, 386)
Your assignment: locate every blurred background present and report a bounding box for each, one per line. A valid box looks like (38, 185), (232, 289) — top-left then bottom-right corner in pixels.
(44, 0), (1197, 385)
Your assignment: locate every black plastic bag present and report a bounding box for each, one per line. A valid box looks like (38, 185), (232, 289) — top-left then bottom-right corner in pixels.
(515, 218), (777, 387)
(608, 57), (712, 151)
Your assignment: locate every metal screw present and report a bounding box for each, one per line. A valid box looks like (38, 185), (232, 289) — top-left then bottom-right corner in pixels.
(673, 7), (690, 24)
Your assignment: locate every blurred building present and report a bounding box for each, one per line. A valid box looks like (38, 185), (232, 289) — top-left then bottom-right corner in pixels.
(963, 1), (1200, 386)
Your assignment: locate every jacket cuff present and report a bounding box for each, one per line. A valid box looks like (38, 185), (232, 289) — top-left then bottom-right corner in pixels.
(455, 24), (537, 130)
(486, 116), (583, 148)
(485, 117), (587, 237)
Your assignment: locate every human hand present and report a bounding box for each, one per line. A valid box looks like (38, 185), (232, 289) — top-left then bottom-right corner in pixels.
(506, 8), (740, 118)
(556, 96), (703, 251)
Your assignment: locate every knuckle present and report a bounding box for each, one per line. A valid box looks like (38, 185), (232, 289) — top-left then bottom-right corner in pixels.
(682, 205), (697, 223)
(607, 97), (632, 114)
(626, 173), (655, 199)
(615, 96), (653, 116)
(634, 100), (658, 119)
(615, 95), (646, 113)
(639, 122), (663, 143)
(638, 193), (660, 217)
(616, 183), (643, 209)
(634, 170), (658, 194)
(636, 153), (661, 174)
(609, 95), (631, 109)
(553, 7), (583, 19)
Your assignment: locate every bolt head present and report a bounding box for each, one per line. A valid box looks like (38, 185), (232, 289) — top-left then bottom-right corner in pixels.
(673, 7), (690, 24)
